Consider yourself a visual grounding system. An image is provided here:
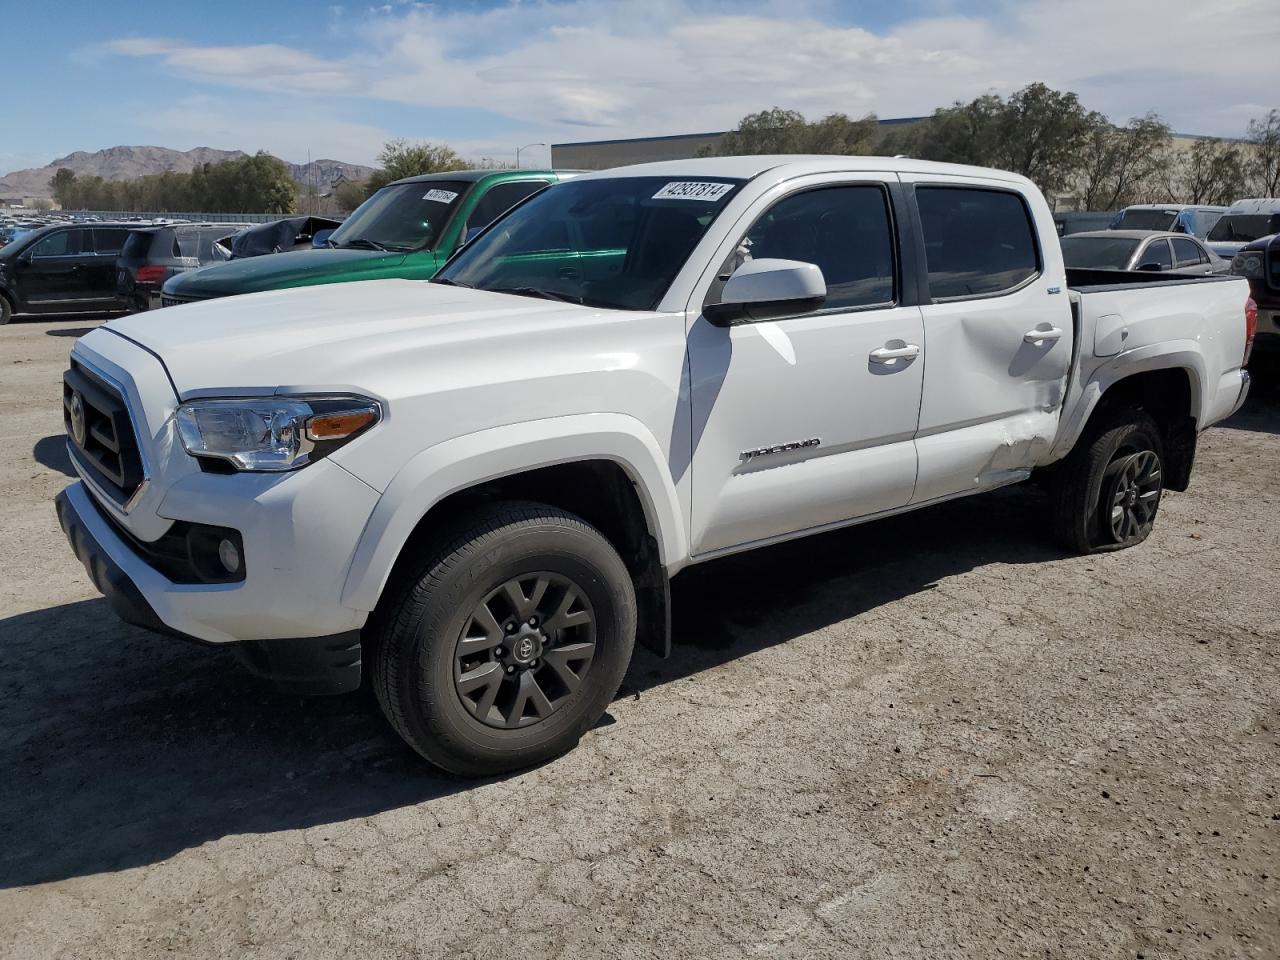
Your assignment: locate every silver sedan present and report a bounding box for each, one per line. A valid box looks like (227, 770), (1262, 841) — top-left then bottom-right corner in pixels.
(1060, 229), (1231, 275)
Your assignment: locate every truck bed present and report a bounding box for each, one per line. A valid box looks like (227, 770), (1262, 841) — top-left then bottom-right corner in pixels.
(1065, 267), (1239, 293)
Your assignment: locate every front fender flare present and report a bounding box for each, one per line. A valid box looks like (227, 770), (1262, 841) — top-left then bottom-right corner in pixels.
(340, 413), (687, 613)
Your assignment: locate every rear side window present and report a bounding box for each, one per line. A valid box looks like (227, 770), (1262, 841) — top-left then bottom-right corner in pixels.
(120, 231), (154, 261)
(1171, 237), (1204, 267)
(735, 185), (897, 311)
(916, 187), (1039, 299)
(92, 228), (129, 254)
(463, 180), (549, 240)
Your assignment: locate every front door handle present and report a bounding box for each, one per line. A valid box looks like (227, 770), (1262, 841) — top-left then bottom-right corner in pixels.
(869, 343), (921, 363)
(1024, 326), (1064, 344)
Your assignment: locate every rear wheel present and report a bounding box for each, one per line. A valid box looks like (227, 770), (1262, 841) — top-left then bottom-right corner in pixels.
(371, 502), (636, 776)
(1049, 409), (1165, 554)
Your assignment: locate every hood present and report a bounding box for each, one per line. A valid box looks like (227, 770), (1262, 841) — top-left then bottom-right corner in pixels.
(161, 247), (424, 299)
(1236, 234), (1278, 254)
(99, 279), (621, 396)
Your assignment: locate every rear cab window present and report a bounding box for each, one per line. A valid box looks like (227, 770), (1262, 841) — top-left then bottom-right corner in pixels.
(915, 187), (1040, 299)
(463, 180), (550, 241)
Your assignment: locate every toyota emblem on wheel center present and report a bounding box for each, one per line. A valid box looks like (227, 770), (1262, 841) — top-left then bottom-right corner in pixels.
(516, 637), (535, 660)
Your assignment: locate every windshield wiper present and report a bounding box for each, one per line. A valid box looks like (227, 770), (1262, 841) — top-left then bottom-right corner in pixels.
(339, 237), (390, 251)
(489, 286), (584, 304)
(431, 277), (474, 288)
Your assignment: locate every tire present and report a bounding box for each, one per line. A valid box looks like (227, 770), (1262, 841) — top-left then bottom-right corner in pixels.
(1049, 409), (1165, 554)
(0, 294), (12, 326)
(371, 502), (637, 776)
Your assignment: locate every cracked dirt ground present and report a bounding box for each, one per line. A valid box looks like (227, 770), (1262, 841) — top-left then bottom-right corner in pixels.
(1, 318), (1277, 960)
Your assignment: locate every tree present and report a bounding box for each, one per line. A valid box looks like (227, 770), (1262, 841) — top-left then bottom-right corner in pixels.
(1166, 137), (1247, 205)
(48, 168), (78, 208)
(906, 94), (1006, 167)
(1077, 113), (1173, 210)
(1246, 109), (1280, 196)
(31, 197), (54, 211)
(333, 178), (370, 213)
(701, 107), (880, 157)
(365, 138), (466, 195)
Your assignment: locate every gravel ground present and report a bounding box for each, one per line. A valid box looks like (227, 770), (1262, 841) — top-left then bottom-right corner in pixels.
(1, 316), (1277, 960)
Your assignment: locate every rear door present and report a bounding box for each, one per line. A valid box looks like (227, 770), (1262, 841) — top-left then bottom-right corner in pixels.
(687, 174), (926, 555)
(900, 176), (1073, 503)
(88, 228), (130, 302)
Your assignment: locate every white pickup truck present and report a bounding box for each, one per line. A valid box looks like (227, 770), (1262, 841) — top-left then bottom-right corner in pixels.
(56, 157), (1255, 775)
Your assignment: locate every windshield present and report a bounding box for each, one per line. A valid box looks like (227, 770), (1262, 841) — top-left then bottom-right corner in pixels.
(328, 180), (471, 252)
(1061, 236), (1141, 269)
(1207, 213), (1279, 243)
(434, 176), (744, 310)
(1112, 209), (1178, 231)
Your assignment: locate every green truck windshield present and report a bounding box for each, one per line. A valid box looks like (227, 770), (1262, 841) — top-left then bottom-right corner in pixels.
(435, 176), (744, 311)
(329, 181), (470, 252)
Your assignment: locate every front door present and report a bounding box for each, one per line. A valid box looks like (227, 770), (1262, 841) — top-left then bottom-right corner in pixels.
(688, 178), (925, 556)
(20, 228), (94, 309)
(900, 176), (1073, 504)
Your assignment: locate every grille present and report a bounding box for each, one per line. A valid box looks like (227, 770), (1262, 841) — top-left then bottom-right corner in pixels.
(160, 293), (203, 308)
(1268, 244), (1280, 291)
(63, 360), (144, 504)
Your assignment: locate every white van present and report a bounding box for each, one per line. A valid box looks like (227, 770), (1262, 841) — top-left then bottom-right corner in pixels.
(1205, 198), (1280, 258)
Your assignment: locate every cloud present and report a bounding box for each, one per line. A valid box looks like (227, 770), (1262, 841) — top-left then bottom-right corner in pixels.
(101, 0), (1280, 149)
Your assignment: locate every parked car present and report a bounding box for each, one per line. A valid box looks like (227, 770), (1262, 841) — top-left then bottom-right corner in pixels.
(116, 223), (247, 311)
(0, 222), (133, 324)
(159, 170), (576, 306)
(1061, 230), (1229, 275)
(1053, 211), (1115, 236)
(219, 216), (343, 260)
(1230, 234), (1279, 353)
(1205, 198), (1280, 259)
(1109, 204), (1226, 238)
(56, 157), (1253, 774)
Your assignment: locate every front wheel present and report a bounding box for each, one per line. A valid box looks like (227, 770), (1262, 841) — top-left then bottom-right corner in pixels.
(0, 295), (12, 326)
(1049, 409), (1165, 554)
(371, 502), (636, 776)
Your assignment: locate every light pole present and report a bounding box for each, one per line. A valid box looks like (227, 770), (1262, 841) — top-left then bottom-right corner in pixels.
(516, 142), (547, 167)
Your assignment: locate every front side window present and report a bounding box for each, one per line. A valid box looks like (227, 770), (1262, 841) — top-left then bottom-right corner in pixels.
(328, 180), (472, 252)
(30, 230), (80, 257)
(436, 176), (743, 310)
(1171, 237), (1204, 267)
(916, 187), (1039, 298)
(1138, 239), (1173, 270)
(463, 180), (549, 241)
(723, 185), (896, 312)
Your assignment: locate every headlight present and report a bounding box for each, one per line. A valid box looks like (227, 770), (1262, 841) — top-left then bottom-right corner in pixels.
(175, 396), (380, 472)
(1231, 252), (1265, 279)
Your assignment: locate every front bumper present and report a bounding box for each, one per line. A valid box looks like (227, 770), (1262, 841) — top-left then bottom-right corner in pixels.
(56, 485), (363, 695)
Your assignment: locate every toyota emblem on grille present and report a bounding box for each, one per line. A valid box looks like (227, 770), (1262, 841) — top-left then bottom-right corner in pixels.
(68, 392), (87, 448)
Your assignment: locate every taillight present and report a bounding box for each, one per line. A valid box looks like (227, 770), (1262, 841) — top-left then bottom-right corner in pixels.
(1244, 296), (1258, 367)
(135, 265), (166, 284)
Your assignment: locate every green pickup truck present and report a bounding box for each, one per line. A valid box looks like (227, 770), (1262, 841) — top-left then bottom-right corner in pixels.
(160, 169), (576, 306)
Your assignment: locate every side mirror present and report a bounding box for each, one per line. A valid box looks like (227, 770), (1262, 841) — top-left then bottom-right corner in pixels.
(1136, 261), (1164, 272)
(312, 228), (336, 248)
(704, 258), (826, 326)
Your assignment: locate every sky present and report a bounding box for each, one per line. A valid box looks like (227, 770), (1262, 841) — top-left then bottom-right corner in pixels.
(2, 0), (1277, 176)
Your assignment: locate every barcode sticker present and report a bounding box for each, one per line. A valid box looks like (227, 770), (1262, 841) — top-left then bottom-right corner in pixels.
(652, 181), (733, 202)
(423, 189), (459, 203)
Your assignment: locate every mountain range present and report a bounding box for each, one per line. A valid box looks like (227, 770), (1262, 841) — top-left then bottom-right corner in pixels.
(0, 146), (375, 199)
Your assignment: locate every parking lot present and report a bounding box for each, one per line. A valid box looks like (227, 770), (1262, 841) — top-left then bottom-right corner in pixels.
(1, 316), (1277, 959)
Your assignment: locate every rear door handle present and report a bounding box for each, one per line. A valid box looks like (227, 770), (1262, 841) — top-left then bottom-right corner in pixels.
(869, 343), (921, 363)
(1024, 326), (1063, 344)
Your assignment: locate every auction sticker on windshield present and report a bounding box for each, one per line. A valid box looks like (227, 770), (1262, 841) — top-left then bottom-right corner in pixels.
(423, 189), (459, 203)
(653, 181), (734, 202)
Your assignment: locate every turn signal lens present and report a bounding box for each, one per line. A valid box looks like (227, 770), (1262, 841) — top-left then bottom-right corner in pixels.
(306, 407), (379, 441)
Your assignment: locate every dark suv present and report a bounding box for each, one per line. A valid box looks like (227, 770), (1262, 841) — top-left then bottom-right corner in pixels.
(116, 223), (243, 311)
(0, 222), (133, 324)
